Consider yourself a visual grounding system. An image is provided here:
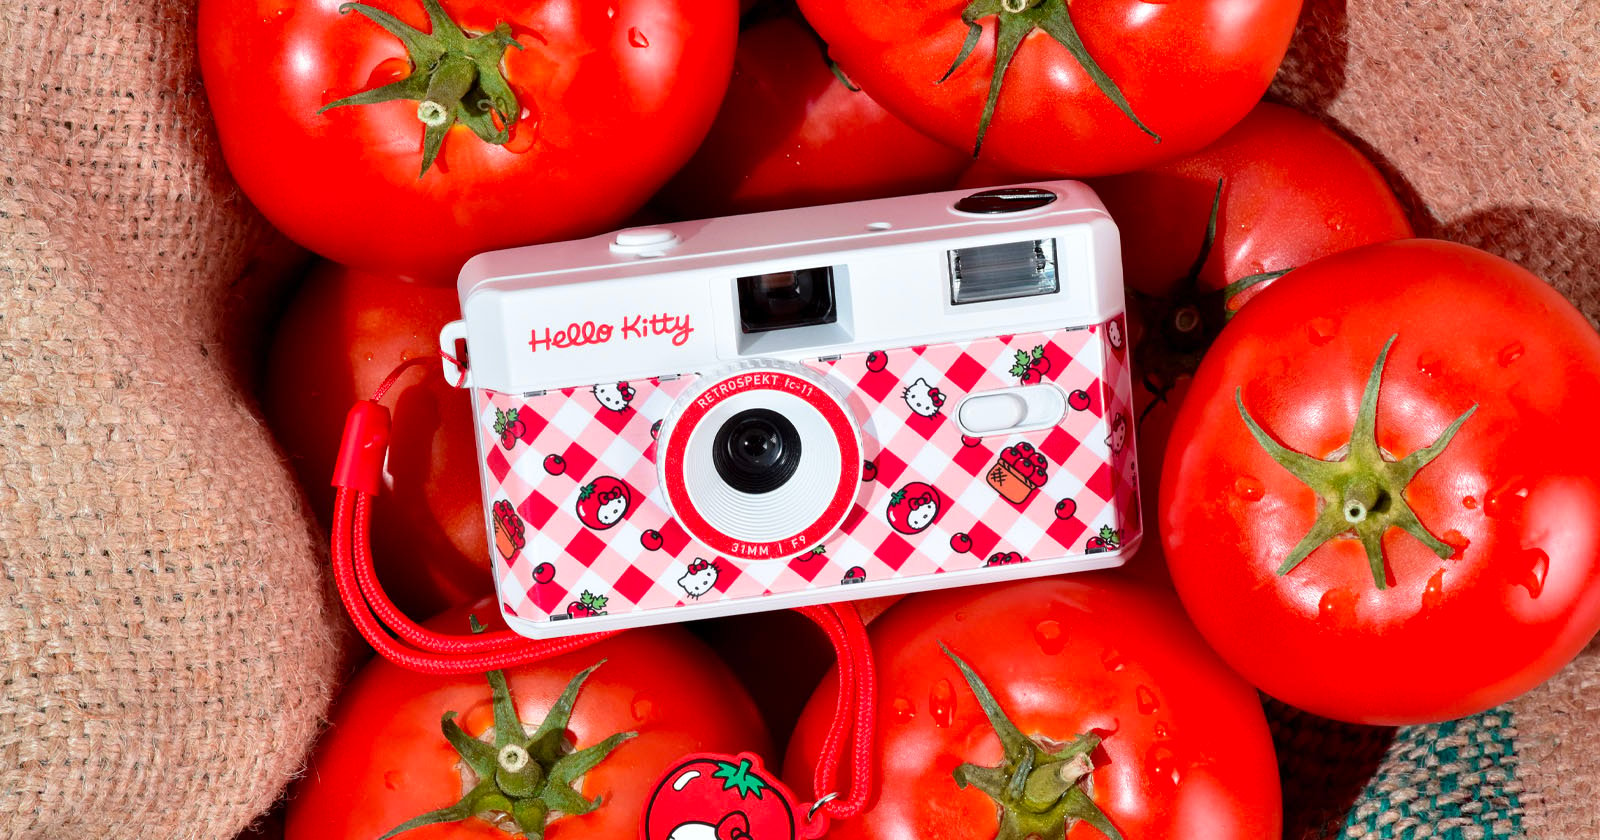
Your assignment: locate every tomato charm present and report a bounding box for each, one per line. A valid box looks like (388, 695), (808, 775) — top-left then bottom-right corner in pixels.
(785, 577), (1281, 839)
(198, 0), (738, 282)
(797, 0), (1302, 176)
(1162, 240), (1600, 725)
(642, 753), (816, 840)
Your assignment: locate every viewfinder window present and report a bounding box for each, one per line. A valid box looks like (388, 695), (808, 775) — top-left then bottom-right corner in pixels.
(736, 267), (838, 333)
(948, 239), (1059, 305)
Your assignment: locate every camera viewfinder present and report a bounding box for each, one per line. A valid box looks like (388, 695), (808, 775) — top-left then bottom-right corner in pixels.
(736, 267), (838, 333)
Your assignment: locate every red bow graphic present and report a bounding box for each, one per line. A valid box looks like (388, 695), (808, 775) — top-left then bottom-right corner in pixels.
(618, 381), (635, 399)
(687, 559), (711, 574)
(598, 488), (624, 505)
(716, 813), (752, 840)
(910, 493), (935, 510)
(928, 387), (945, 407)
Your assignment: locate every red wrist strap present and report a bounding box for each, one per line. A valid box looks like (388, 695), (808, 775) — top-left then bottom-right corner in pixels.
(329, 355), (876, 823)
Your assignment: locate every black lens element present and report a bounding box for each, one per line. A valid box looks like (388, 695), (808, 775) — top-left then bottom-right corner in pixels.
(736, 267), (838, 333)
(713, 408), (802, 494)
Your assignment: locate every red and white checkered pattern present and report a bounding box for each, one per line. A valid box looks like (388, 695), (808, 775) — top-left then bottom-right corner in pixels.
(476, 319), (1140, 631)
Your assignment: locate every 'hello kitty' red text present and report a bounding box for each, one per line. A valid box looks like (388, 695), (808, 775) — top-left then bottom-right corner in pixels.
(529, 312), (694, 353)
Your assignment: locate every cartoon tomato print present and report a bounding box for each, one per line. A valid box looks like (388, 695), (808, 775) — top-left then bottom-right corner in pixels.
(576, 476), (633, 530)
(885, 482), (942, 535)
(642, 753), (809, 840)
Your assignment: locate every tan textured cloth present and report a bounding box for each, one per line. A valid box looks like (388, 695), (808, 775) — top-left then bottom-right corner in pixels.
(1270, 0), (1600, 322)
(1269, 1), (1600, 836)
(0, 0), (342, 836)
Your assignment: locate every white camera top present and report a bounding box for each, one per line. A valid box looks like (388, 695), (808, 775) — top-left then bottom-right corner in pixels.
(440, 183), (1123, 395)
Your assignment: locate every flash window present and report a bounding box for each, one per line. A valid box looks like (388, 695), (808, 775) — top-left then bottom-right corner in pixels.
(948, 239), (1059, 305)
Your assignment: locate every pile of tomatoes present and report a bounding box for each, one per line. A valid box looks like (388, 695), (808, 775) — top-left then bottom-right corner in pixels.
(200, 0), (1600, 837)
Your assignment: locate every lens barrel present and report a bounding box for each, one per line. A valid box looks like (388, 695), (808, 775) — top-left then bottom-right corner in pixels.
(712, 408), (802, 494)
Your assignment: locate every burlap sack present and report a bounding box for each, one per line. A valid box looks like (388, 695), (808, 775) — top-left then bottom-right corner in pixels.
(0, 1), (343, 837)
(1265, 1), (1600, 836)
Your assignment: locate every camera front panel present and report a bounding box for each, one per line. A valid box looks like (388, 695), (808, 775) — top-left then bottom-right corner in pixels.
(476, 316), (1138, 635)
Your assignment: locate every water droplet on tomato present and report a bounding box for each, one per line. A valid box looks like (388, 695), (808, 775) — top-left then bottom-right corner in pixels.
(1484, 482), (1529, 519)
(1520, 548), (1549, 598)
(1463, 495), (1478, 510)
(366, 56), (410, 89)
(1307, 318), (1336, 346)
(628, 27), (649, 48)
(1497, 341), (1525, 366)
(1317, 588), (1355, 628)
(891, 697), (915, 723)
(1441, 529), (1469, 559)
(384, 770), (404, 790)
(1232, 475), (1263, 502)
(1422, 568), (1447, 610)
(1033, 619), (1064, 655)
(954, 610), (968, 623)
(1417, 352), (1444, 378)
(606, 3), (617, 18)
(1135, 685), (1159, 715)
(630, 694), (654, 722)
(929, 679), (956, 728)
(364, 352), (374, 362)
(1147, 745), (1180, 788)
(1101, 648), (1125, 672)
(1154, 722), (1170, 739)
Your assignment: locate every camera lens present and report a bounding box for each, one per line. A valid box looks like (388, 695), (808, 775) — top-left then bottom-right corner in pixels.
(736, 267), (838, 333)
(713, 408), (802, 494)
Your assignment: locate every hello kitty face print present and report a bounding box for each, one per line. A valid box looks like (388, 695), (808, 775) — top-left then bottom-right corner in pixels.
(594, 381), (635, 412)
(1107, 318), (1123, 351)
(902, 377), (945, 417)
(1106, 412), (1129, 453)
(678, 559), (719, 599)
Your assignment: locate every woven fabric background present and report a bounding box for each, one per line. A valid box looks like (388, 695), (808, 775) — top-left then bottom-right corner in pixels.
(0, 0), (343, 837)
(1267, 1), (1600, 836)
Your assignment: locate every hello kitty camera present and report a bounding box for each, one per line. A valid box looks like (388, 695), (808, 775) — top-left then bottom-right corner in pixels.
(439, 183), (1141, 638)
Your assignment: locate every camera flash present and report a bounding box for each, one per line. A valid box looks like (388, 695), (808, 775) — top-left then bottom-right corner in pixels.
(948, 239), (1059, 305)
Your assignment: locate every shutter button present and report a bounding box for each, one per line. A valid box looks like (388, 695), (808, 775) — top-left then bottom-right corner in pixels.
(610, 227), (680, 258)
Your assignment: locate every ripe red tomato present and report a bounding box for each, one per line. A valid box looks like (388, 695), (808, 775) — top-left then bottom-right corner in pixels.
(784, 577), (1281, 838)
(654, 12), (968, 218)
(198, 0), (738, 283)
(1162, 240), (1600, 725)
(262, 261), (486, 617)
(286, 600), (771, 839)
(969, 103), (1416, 586)
(797, 0), (1301, 176)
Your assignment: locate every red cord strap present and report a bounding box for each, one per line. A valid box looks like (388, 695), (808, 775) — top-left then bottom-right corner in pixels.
(329, 356), (876, 824)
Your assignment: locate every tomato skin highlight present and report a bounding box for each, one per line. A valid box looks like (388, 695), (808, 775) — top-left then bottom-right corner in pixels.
(783, 576), (1282, 839)
(654, 12), (969, 218)
(285, 601), (772, 839)
(199, 0), (739, 283)
(796, 0), (1302, 176)
(1161, 239), (1600, 725)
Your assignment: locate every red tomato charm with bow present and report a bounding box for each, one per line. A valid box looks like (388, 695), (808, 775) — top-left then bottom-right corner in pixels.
(642, 753), (821, 840)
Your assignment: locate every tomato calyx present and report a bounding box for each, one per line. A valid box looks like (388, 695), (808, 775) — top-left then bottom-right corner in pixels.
(319, 0), (524, 177)
(380, 659), (636, 840)
(938, 0), (1158, 156)
(1132, 180), (1291, 424)
(1236, 335), (1478, 590)
(941, 643), (1124, 840)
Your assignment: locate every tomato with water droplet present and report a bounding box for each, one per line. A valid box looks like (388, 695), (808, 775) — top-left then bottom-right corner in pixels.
(784, 576), (1280, 839)
(1163, 239), (1600, 725)
(199, 0), (738, 282)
